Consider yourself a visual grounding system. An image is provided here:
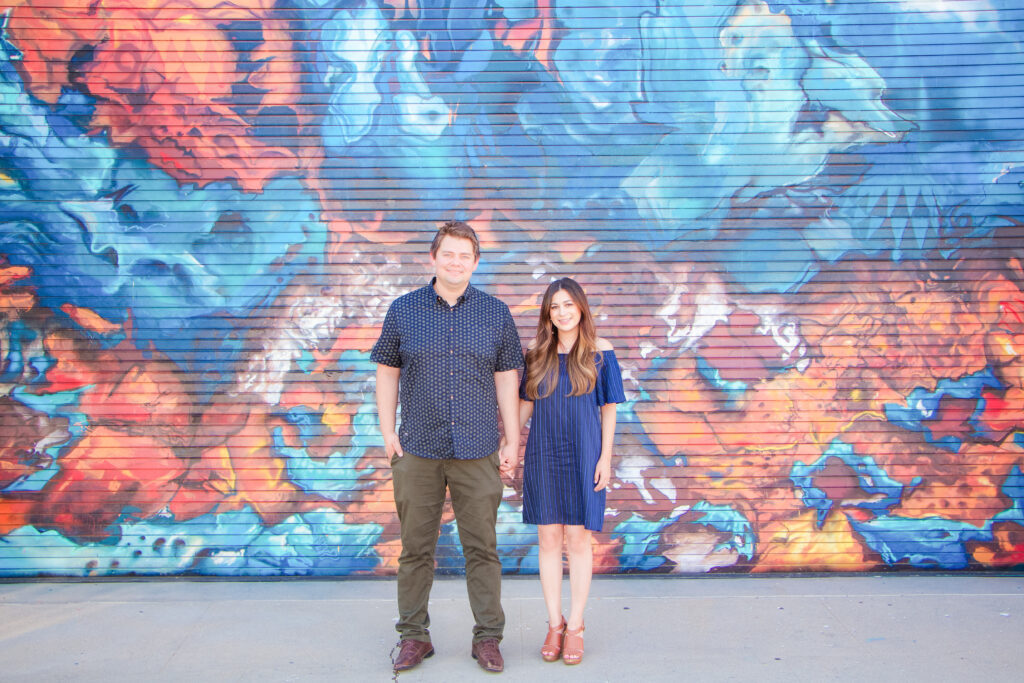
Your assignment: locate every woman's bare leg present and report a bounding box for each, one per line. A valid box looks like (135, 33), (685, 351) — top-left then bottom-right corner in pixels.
(565, 525), (593, 630)
(537, 524), (565, 625)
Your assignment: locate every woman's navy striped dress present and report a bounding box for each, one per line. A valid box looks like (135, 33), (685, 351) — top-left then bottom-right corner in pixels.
(520, 351), (626, 532)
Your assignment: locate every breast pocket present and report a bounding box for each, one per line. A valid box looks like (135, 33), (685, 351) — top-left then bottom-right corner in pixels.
(455, 323), (502, 369)
(400, 323), (444, 369)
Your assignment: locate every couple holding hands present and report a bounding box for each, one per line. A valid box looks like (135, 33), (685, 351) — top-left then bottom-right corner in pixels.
(372, 221), (625, 673)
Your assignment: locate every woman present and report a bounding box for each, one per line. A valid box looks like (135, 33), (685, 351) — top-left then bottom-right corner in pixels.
(517, 277), (626, 665)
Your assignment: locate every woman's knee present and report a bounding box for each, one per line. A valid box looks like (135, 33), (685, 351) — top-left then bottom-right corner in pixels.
(564, 526), (592, 555)
(537, 524), (564, 551)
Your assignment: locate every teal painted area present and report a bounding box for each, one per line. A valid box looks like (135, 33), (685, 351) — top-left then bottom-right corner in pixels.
(791, 439), (907, 526)
(0, 508), (381, 577)
(691, 502), (756, 561)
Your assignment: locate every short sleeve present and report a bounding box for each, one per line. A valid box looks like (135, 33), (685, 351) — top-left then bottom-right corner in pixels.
(595, 350), (626, 406)
(518, 365), (531, 401)
(369, 302), (402, 368)
(495, 305), (525, 372)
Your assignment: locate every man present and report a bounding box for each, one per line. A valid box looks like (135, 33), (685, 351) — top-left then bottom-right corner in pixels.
(371, 220), (523, 673)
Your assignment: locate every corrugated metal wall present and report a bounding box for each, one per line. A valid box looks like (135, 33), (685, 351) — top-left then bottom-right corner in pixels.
(1, 0), (1024, 577)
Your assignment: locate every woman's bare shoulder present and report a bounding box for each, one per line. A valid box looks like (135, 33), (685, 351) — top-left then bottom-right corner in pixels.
(526, 339), (538, 351)
(596, 337), (614, 352)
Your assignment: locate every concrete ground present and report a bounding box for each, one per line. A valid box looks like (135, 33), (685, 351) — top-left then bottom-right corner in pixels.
(1, 574), (1022, 682)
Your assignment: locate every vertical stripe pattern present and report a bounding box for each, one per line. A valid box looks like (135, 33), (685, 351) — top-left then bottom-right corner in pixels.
(521, 351), (626, 532)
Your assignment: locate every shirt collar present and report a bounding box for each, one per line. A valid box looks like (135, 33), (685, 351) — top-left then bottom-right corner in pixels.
(429, 277), (474, 307)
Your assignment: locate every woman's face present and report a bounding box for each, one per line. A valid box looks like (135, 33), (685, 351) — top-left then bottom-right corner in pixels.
(549, 288), (582, 336)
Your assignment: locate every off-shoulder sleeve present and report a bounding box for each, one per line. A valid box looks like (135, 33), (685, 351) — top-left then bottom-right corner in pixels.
(595, 350), (626, 406)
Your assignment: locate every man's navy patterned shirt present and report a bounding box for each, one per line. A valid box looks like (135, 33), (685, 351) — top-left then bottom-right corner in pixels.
(370, 278), (524, 460)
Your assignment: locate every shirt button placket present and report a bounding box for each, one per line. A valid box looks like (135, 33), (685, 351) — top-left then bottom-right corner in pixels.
(449, 307), (455, 448)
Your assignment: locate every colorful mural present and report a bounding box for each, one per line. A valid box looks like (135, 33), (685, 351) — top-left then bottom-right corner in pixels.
(1, 0), (1024, 577)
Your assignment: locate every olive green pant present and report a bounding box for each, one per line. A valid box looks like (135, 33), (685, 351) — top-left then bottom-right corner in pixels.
(392, 450), (505, 644)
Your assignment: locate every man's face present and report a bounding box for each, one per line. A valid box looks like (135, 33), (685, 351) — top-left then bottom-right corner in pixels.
(430, 235), (479, 290)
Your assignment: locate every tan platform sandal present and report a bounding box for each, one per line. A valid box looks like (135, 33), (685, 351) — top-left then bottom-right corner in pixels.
(541, 616), (566, 662)
(562, 621), (584, 665)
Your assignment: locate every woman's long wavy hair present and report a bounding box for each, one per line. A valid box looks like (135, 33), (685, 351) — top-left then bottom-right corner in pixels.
(524, 278), (601, 399)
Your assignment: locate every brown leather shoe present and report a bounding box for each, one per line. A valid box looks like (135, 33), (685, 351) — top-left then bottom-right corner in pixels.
(393, 639), (434, 672)
(471, 638), (504, 673)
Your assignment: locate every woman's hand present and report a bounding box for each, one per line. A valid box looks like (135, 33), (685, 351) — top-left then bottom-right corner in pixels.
(594, 454), (612, 491)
